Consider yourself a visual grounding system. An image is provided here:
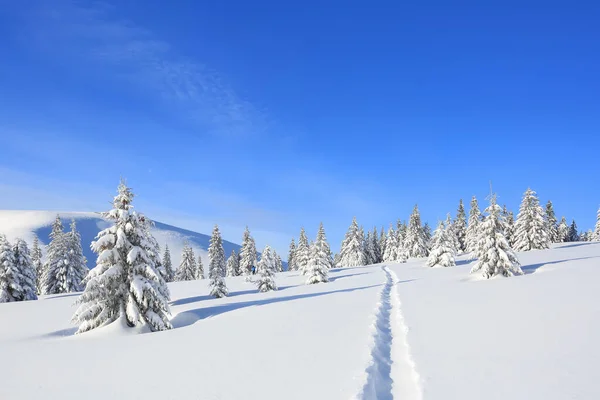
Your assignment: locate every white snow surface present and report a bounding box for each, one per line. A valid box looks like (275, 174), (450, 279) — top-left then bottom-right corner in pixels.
(0, 242), (598, 399)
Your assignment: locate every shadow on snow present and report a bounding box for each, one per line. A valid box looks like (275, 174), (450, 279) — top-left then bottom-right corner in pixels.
(521, 256), (600, 274)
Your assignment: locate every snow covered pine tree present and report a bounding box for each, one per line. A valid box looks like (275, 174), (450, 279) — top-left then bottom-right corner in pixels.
(31, 236), (43, 295)
(426, 221), (456, 268)
(239, 227), (257, 277)
(339, 217), (367, 267)
(197, 256), (205, 280)
(545, 201), (559, 243)
(72, 180), (171, 333)
(466, 196), (482, 255)
(296, 228), (311, 274)
(208, 225), (228, 298)
(13, 238), (38, 300)
(454, 199), (467, 253)
(404, 205), (429, 258)
(256, 245), (277, 292)
(175, 243), (197, 281)
(513, 188), (550, 251)
(0, 234), (21, 302)
(226, 249), (240, 277)
(65, 220), (89, 291)
(162, 244), (175, 282)
(306, 223), (331, 284)
(287, 238), (297, 272)
(557, 217), (569, 242)
(42, 215), (71, 294)
(471, 194), (522, 279)
(593, 206), (600, 242)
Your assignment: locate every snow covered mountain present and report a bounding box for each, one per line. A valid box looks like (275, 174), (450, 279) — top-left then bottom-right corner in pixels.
(0, 241), (598, 399)
(0, 210), (243, 268)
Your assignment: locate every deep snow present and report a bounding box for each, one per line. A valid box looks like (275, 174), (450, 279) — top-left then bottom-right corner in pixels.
(0, 242), (598, 399)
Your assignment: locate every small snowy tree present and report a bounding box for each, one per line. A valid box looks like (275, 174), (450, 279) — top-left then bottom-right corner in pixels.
(72, 180), (171, 333)
(256, 245), (277, 292)
(364, 231), (374, 265)
(296, 228), (311, 274)
(31, 236), (43, 294)
(444, 214), (461, 254)
(383, 226), (397, 262)
(162, 244), (175, 282)
(513, 188), (550, 251)
(273, 250), (284, 272)
(42, 215), (71, 294)
(379, 227), (387, 258)
(226, 249), (239, 277)
(0, 235), (21, 302)
(306, 222), (330, 284)
(454, 199), (467, 253)
(371, 226), (382, 263)
(197, 256), (205, 280)
(340, 217), (367, 267)
(568, 220), (579, 242)
(593, 206), (600, 242)
(287, 238), (297, 271)
(404, 205), (429, 258)
(208, 225), (228, 298)
(13, 239), (38, 301)
(66, 220), (89, 291)
(471, 195), (522, 278)
(557, 217), (569, 242)
(426, 221), (456, 268)
(395, 222), (408, 262)
(545, 201), (559, 243)
(466, 196), (482, 254)
(502, 206), (515, 246)
(175, 243), (197, 281)
(239, 227), (257, 276)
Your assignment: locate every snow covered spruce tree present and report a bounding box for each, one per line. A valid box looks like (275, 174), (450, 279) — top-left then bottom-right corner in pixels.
(513, 188), (550, 251)
(175, 243), (197, 281)
(593, 206), (600, 242)
(273, 251), (284, 272)
(208, 225), (228, 298)
(287, 238), (297, 271)
(426, 221), (456, 268)
(568, 220), (579, 242)
(404, 205), (429, 258)
(0, 234), (21, 302)
(371, 227), (382, 263)
(13, 239), (38, 301)
(379, 227), (387, 259)
(31, 236), (43, 294)
(382, 226), (397, 262)
(296, 228), (311, 274)
(466, 196), (482, 255)
(42, 215), (70, 294)
(339, 217), (367, 267)
(239, 227), (257, 277)
(470, 195), (522, 279)
(197, 255), (205, 279)
(444, 214), (461, 254)
(256, 245), (277, 292)
(545, 201), (559, 243)
(557, 217), (569, 242)
(66, 220), (89, 291)
(161, 244), (175, 282)
(454, 199), (467, 253)
(306, 222), (330, 284)
(226, 249), (239, 277)
(395, 222), (408, 262)
(72, 181), (171, 333)
(502, 206), (515, 246)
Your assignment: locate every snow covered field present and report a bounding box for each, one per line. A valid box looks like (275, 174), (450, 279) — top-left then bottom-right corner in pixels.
(0, 242), (598, 399)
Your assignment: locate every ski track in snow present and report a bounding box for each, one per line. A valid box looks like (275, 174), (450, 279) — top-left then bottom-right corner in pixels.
(356, 265), (422, 400)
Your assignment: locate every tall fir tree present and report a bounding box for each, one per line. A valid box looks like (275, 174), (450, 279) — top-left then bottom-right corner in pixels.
(72, 181), (171, 333)
(371, 226), (382, 263)
(404, 205), (429, 258)
(256, 245), (277, 292)
(13, 239), (38, 301)
(379, 227), (387, 259)
(66, 220), (89, 291)
(296, 228), (311, 274)
(162, 244), (175, 283)
(444, 214), (461, 253)
(502, 206), (515, 246)
(513, 188), (550, 251)
(545, 201), (559, 243)
(197, 256), (205, 280)
(466, 196), (482, 255)
(471, 194), (522, 278)
(31, 236), (43, 295)
(557, 217), (569, 242)
(422, 222), (432, 247)
(0, 234), (21, 302)
(568, 220), (579, 242)
(364, 230), (374, 265)
(42, 215), (71, 294)
(395, 222), (408, 262)
(339, 217), (367, 267)
(306, 222), (330, 284)
(274, 251), (284, 273)
(593, 206), (600, 242)
(382, 226), (397, 262)
(226, 249), (240, 277)
(239, 227), (257, 276)
(454, 199), (467, 253)
(426, 221), (456, 268)
(175, 243), (197, 281)
(208, 225), (228, 298)
(287, 238), (297, 271)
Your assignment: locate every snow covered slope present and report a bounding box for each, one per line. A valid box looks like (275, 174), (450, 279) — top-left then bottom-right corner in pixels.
(0, 210), (242, 268)
(0, 242), (598, 399)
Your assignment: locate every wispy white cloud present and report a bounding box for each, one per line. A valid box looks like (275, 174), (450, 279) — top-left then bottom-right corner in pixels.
(20, 0), (265, 136)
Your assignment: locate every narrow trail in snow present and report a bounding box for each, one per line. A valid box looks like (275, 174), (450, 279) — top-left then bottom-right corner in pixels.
(357, 265), (423, 400)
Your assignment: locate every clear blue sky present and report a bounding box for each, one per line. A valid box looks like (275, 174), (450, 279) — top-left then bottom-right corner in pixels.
(1, 0), (599, 254)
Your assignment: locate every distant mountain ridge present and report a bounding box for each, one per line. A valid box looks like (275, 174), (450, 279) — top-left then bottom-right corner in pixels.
(0, 210), (243, 269)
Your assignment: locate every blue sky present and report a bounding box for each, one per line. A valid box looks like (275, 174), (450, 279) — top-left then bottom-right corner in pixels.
(1, 0), (599, 254)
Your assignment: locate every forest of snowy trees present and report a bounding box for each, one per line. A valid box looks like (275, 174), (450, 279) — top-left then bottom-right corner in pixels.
(1, 180), (599, 337)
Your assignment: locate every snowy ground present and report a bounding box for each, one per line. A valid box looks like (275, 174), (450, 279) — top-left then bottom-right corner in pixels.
(0, 242), (598, 399)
